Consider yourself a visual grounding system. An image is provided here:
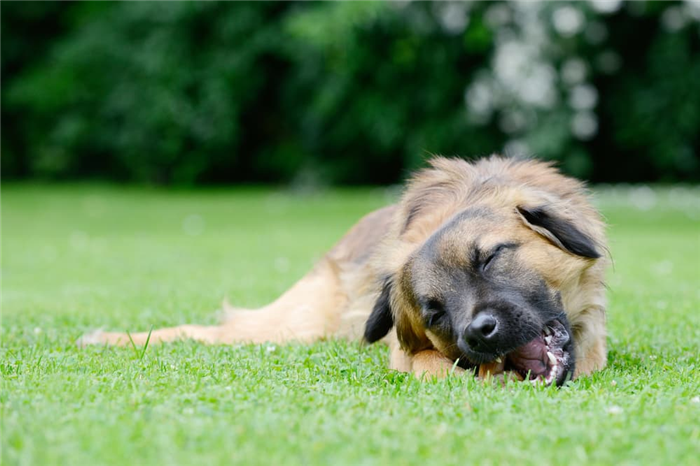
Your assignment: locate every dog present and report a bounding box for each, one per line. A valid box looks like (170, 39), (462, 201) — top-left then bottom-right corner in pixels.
(80, 156), (609, 386)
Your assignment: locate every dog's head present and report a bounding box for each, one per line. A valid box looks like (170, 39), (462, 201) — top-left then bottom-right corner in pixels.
(364, 158), (605, 386)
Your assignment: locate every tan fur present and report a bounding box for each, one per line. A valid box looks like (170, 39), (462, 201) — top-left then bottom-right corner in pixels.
(80, 156), (608, 381)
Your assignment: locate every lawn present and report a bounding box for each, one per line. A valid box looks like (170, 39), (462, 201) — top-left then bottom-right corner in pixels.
(2, 184), (699, 466)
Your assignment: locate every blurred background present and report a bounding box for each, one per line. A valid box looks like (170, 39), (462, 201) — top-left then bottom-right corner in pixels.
(2, 1), (700, 186)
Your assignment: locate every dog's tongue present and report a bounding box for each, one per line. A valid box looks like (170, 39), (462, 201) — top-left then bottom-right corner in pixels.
(508, 335), (548, 376)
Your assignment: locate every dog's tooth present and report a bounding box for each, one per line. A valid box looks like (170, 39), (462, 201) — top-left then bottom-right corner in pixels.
(495, 357), (502, 364)
(547, 352), (557, 364)
(544, 327), (552, 336)
(547, 365), (558, 385)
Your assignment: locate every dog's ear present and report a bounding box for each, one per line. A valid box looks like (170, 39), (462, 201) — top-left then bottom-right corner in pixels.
(517, 205), (600, 259)
(364, 278), (395, 343)
(366, 272), (432, 352)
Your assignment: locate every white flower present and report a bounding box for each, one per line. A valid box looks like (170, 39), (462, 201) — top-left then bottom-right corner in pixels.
(435, 2), (469, 35)
(685, 0), (700, 21)
(561, 59), (588, 85)
(571, 111), (598, 140)
(465, 80), (494, 118)
(569, 84), (599, 111)
(553, 6), (585, 37)
(589, 0), (623, 14)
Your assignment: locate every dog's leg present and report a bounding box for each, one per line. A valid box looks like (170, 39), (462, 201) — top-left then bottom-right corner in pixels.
(79, 205), (397, 348)
(78, 325), (224, 347)
(387, 335), (464, 379)
(79, 258), (344, 347)
(216, 258), (347, 344)
(574, 333), (607, 377)
(573, 307), (608, 377)
(388, 342), (414, 373)
(410, 349), (465, 379)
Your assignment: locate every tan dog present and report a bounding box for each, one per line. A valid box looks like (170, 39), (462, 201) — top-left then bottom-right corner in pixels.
(80, 156), (608, 386)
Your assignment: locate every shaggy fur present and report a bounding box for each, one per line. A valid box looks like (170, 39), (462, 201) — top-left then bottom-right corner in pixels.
(80, 156), (608, 382)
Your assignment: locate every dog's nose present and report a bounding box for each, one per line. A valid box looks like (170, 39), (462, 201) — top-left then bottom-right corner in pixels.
(464, 312), (499, 352)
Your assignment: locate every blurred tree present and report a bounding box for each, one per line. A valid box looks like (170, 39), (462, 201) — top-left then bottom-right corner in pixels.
(2, 1), (81, 178)
(2, 1), (699, 185)
(4, 2), (297, 184)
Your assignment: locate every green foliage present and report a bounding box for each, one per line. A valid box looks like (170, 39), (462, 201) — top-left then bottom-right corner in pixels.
(2, 186), (700, 465)
(3, 3), (291, 184)
(2, 1), (699, 184)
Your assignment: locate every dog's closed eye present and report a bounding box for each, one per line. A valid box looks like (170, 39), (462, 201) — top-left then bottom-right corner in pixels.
(482, 247), (502, 271)
(482, 243), (517, 272)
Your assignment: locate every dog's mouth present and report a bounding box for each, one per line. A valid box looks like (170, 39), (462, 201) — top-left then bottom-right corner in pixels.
(475, 319), (573, 386)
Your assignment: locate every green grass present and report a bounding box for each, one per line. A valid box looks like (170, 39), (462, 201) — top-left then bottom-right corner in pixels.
(2, 184), (699, 466)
